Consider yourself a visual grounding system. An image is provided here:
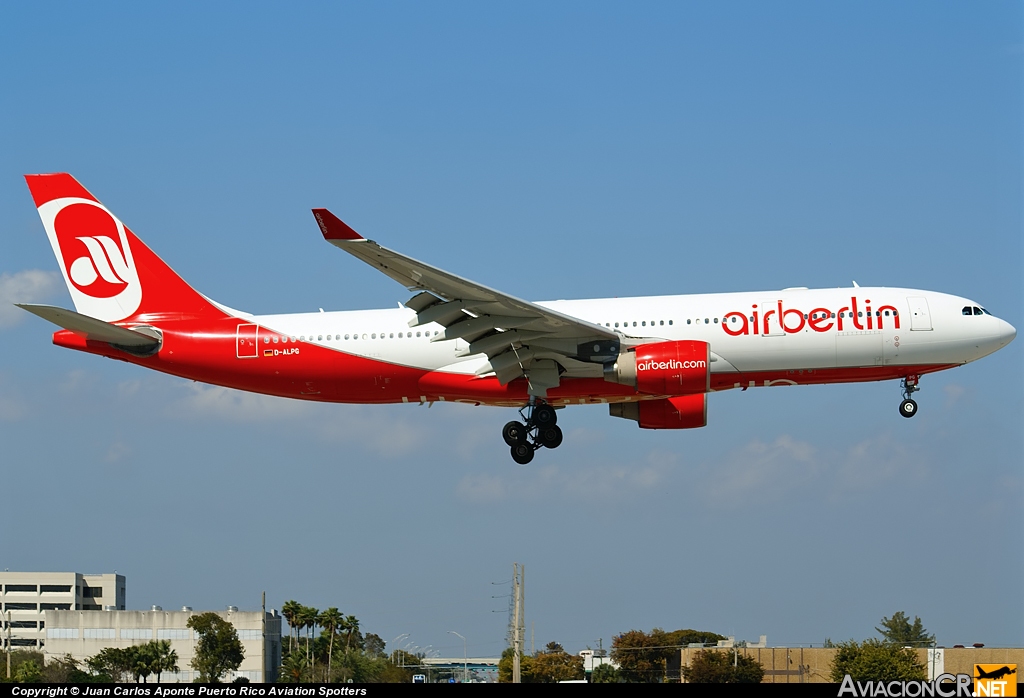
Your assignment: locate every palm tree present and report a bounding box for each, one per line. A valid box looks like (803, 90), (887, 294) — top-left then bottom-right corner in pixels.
(318, 608), (344, 682)
(298, 606), (319, 665)
(282, 600), (302, 653)
(343, 615), (360, 652)
(152, 640), (178, 683)
(281, 652), (308, 683)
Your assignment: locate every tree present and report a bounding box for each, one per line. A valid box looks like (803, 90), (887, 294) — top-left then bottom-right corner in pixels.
(498, 646), (536, 683)
(609, 628), (728, 683)
(364, 633), (386, 659)
(187, 612), (245, 682)
(682, 650), (764, 683)
(530, 643), (584, 683)
(150, 640), (179, 683)
(279, 653), (309, 683)
(830, 639), (927, 682)
(87, 647), (138, 683)
(318, 608), (344, 681)
(297, 606), (319, 665)
(875, 612), (935, 647)
(282, 601), (302, 653)
(591, 664), (620, 683)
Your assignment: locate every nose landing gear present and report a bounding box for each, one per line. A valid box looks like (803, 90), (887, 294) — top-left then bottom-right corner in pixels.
(899, 375), (920, 418)
(502, 399), (563, 464)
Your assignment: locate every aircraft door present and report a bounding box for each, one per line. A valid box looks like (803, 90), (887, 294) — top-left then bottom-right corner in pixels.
(907, 297), (933, 331)
(236, 323), (259, 358)
(759, 301), (784, 336)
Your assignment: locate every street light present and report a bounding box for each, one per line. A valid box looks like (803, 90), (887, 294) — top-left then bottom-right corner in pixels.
(391, 634), (409, 666)
(448, 631), (467, 683)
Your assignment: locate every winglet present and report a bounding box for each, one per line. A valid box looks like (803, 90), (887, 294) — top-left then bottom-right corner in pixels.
(312, 208), (364, 241)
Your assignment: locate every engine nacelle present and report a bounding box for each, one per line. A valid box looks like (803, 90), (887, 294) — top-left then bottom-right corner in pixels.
(609, 395), (707, 429)
(603, 340), (710, 396)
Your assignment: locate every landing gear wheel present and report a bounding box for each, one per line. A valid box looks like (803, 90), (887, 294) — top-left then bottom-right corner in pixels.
(502, 421), (528, 446)
(510, 442), (535, 465)
(538, 425), (563, 449)
(533, 404), (557, 427)
(899, 399), (918, 418)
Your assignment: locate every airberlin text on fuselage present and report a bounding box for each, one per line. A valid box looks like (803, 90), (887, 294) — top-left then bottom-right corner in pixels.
(722, 297), (901, 337)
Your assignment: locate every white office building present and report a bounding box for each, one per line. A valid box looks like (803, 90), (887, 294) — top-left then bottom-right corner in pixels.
(0, 572), (125, 650)
(44, 607), (281, 683)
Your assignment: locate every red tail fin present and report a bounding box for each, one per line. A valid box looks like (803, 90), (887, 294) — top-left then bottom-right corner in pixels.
(25, 173), (228, 323)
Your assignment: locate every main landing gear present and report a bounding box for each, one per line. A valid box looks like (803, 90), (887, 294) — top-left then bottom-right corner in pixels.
(502, 399), (563, 465)
(899, 375), (920, 418)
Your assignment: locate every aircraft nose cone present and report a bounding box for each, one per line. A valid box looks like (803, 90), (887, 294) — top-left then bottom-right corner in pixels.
(997, 318), (1016, 347)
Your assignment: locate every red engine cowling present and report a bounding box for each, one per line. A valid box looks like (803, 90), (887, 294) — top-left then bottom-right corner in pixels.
(609, 394), (707, 429)
(604, 340), (710, 396)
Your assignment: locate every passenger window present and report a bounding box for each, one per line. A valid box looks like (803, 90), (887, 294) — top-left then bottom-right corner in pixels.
(659, 320), (664, 326)
(614, 322), (619, 328)
(417, 332), (421, 337)
(884, 311), (889, 317)
(632, 322), (637, 327)
(642, 321), (646, 326)
(714, 318), (718, 323)
(344, 334), (349, 340)
(704, 319), (709, 324)
(687, 319), (691, 325)
(668, 320), (673, 325)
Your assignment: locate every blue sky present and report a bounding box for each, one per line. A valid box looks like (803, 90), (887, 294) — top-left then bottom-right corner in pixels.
(1, 2), (1021, 659)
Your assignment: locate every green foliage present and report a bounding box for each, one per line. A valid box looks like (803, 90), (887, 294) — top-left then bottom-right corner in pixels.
(682, 650), (765, 683)
(531, 642), (584, 683)
(829, 639), (927, 682)
(88, 647), (137, 682)
(13, 659), (42, 683)
(497, 642), (584, 683)
(187, 612), (245, 682)
(591, 663), (620, 683)
(610, 628), (726, 683)
(875, 612), (935, 647)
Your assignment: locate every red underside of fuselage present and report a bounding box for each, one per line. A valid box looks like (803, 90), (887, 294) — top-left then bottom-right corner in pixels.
(54, 320), (959, 408)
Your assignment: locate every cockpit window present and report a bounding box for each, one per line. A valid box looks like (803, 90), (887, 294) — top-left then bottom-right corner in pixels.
(962, 306), (972, 316)
(981, 308), (992, 315)
(974, 307), (983, 316)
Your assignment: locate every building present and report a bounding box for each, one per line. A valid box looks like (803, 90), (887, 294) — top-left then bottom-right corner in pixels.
(0, 571), (125, 650)
(679, 646), (1024, 683)
(44, 607), (282, 683)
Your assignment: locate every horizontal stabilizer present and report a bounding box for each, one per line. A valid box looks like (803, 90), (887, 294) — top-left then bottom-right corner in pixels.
(16, 304), (160, 347)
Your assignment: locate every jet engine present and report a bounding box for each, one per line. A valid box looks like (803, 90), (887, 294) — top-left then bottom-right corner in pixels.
(603, 340), (710, 396)
(609, 394), (707, 429)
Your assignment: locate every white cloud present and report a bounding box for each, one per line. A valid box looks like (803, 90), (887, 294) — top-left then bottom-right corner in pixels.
(0, 395), (27, 421)
(0, 270), (61, 328)
(943, 383), (966, 408)
(704, 434), (820, 505)
(174, 383), (314, 422)
(105, 440), (132, 463)
(455, 449), (673, 504)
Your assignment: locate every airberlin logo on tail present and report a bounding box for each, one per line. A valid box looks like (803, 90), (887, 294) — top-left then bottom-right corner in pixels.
(66, 234), (130, 296)
(38, 197), (142, 322)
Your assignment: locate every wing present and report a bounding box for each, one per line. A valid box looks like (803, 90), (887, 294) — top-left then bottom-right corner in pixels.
(312, 208), (624, 396)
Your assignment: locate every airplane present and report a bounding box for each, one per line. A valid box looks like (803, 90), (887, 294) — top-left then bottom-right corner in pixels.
(17, 173), (1016, 464)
